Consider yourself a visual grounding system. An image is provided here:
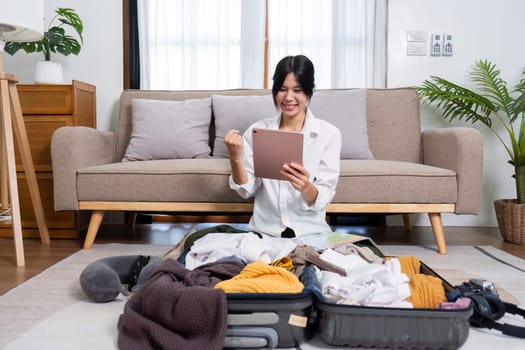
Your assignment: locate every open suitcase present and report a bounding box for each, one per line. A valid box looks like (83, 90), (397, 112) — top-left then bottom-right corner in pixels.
(176, 224), (473, 349)
(172, 223), (318, 349)
(315, 261), (473, 349)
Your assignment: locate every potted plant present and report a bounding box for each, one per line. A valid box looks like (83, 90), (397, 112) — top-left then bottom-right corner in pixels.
(4, 7), (83, 84)
(416, 60), (525, 244)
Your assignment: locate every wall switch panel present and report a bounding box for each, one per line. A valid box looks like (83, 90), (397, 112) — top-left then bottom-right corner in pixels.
(430, 33), (442, 56)
(407, 42), (426, 56)
(406, 30), (427, 42)
(442, 33), (453, 56)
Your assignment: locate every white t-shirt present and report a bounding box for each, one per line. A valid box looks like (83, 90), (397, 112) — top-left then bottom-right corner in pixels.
(229, 109), (342, 237)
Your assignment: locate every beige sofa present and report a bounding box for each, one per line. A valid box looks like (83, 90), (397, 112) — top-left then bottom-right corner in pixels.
(50, 88), (483, 254)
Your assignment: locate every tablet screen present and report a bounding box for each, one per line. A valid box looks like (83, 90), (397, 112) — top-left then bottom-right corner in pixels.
(252, 128), (303, 180)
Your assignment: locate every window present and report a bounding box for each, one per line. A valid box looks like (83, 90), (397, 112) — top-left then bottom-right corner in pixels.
(131, 0), (387, 90)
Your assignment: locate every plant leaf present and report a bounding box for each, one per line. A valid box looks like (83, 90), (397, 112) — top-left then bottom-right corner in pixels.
(56, 7), (83, 42)
(471, 60), (515, 122)
(416, 76), (496, 127)
(2, 7), (83, 60)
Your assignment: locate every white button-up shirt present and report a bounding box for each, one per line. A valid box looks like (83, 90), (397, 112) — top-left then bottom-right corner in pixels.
(229, 109), (342, 237)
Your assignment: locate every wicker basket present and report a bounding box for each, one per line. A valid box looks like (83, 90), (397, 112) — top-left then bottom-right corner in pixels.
(494, 199), (525, 244)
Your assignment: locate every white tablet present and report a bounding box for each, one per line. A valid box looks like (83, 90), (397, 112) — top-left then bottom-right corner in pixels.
(252, 128), (303, 180)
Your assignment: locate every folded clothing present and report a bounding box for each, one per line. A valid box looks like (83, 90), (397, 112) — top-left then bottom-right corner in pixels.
(394, 255), (421, 277)
(270, 256), (294, 270)
(319, 258), (412, 308)
(215, 260), (304, 293)
(408, 273), (447, 308)
(391, 256), (447, 308)
(185, 232), (297, 270)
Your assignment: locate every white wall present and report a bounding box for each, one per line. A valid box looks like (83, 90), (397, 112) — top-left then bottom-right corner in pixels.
(387, 0), (525, 227)
(4, 0), (523, 227)
(3, 0), (122, 131)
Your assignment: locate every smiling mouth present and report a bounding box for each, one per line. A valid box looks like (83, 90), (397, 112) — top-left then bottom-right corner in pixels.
(282, 103), (297, 111)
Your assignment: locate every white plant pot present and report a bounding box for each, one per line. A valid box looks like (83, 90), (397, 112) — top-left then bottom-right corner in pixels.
(34, 61), (64, 84)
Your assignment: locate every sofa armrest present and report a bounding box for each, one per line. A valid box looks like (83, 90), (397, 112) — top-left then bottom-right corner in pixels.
(51, 126), (115, 211)
(422, 127), (483, 214)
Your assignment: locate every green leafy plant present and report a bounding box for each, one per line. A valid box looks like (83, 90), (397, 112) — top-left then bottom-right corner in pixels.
(4, 8), (83, 61)
(416, 60), (525, 203)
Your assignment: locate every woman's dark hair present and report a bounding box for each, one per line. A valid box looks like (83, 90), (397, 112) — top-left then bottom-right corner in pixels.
(271, 55), (315, 105)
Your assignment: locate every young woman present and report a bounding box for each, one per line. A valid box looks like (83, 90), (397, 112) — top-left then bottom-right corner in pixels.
(224, 55), (342, 238)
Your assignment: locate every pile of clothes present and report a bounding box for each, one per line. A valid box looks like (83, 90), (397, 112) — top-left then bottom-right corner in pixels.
(118, 227), (449, 349)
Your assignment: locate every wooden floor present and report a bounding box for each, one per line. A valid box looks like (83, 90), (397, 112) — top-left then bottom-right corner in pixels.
(1, 221), (524, 296)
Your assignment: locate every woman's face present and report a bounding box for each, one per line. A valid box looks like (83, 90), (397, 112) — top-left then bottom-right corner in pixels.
(275, 73), (308, 121)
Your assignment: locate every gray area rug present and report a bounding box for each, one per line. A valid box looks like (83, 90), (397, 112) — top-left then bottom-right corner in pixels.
(1, 243), (524, 349)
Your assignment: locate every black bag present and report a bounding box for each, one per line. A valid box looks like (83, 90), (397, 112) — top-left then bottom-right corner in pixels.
(448, 279), (525, 338)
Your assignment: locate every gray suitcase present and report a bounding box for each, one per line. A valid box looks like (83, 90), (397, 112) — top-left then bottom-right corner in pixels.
(315, 262), (472, 349)
(224, 290), (317, 348)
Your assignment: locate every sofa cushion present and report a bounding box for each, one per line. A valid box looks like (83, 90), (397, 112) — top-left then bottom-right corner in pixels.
(333, 160), (457, 203)
(76, 159), (457, 204)
(212, 94), (276, 158)
(310, 89), (373, 160)
(77, 159), (248, 203)
(122, 98), (212, 161)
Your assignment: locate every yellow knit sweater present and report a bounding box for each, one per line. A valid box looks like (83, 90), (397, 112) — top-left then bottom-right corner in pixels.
(214, 260), (304, 293)
(389, 256), (447, 308)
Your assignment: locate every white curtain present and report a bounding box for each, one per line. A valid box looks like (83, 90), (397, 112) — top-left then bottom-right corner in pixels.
(138, 0), (387, 90)
(268, 0), (387, 88)
(138, 0), (266, 90)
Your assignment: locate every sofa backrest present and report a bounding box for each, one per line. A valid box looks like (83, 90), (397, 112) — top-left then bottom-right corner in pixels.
(366, 88), (421, 163)
(115, 88), (421, 163)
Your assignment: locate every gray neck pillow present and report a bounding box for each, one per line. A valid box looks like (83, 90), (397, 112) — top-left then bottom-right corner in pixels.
(79, 255), (162, 303)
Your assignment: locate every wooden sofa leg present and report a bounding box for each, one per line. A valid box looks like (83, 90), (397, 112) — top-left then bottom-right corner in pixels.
(402, 214), (412, 231)
(83, 210), (105, 249)
(428, 212), (447, 255)
(128, 212), (138, 230)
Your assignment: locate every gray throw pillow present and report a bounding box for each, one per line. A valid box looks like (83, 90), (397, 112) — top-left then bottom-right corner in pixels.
(122, 98), (212, 161)
(212, 94), (277, 158)
(310, 89), (374, 159)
